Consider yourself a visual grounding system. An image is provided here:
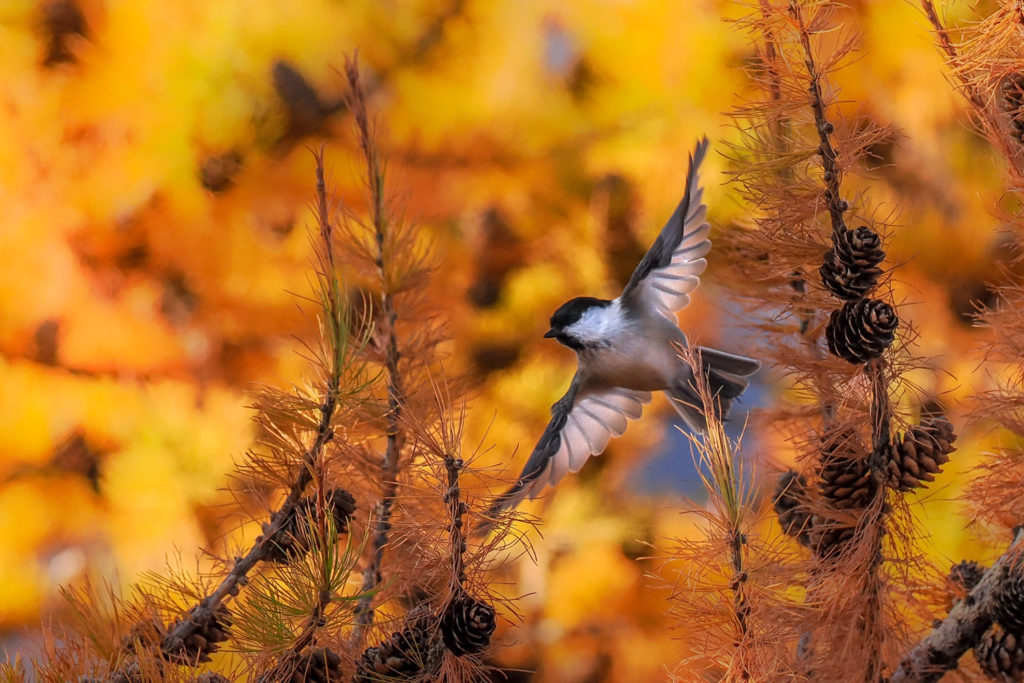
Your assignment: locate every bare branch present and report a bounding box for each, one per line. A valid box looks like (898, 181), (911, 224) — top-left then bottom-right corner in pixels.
(891, 528), (1024, 683)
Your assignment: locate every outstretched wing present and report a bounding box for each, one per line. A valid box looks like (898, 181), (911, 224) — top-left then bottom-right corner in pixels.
(487, 375), (652, 516)
(621, 137), (712, 318)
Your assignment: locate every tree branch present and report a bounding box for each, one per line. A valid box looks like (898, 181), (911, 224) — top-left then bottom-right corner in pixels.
(347, 57), (408, 637)
(890, 528), (1024, 683)
(164, 152), (341, 656)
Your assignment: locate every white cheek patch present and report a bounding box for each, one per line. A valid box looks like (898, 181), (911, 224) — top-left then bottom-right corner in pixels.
(564, 300), (625, 345)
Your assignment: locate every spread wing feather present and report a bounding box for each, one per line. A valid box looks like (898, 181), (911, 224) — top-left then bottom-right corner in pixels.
(621, 138), (712, 318)
(487, 377), (651, 516)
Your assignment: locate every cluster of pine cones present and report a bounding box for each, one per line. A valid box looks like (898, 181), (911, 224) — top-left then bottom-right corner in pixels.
(773, 418), (956, 558)
(972, 556), (1024, 681)
(820, 223), (898, 364)
(354, 591), (497, 681)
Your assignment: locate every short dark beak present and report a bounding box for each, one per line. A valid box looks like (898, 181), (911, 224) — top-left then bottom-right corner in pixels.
(543, 328), (558, 339)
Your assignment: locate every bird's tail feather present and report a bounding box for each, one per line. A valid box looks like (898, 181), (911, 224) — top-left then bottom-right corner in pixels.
(698, 346), (761, 377)
(669, 346), (760, 431)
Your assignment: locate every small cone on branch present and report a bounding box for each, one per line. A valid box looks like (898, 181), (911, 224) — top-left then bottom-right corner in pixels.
(772, 470), (813, 547)
(807, 514), (856, 559)
(820, 226), (885, 300)
(820, 249), (881, 300)
(994, 557), (1024, 636)
(825, 298), (898, 364)
(885, 417), (957, 492)
(161, 605), (233, 664)
(818, 428), (876, 511)
(353, 618), (443, 682)
(191, 674), (231, 683)
(835, 226), (885, 269)
(975, 624), (1024, 682)
(265, 488), (357, 564)
(440, 591), (497, 657)
(287, 647), (343, 683)
(950, 559), (986, 592)
(946, 559), (986, 610)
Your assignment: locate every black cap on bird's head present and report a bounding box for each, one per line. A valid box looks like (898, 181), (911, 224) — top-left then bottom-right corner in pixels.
(544, 296), (612, 349)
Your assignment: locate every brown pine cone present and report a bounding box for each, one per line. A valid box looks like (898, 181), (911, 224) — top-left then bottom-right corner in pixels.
(818, 428), (876, 511)
(976, 625), (1024, 682)
(820, 249), (881, 300)
(835, 226), (885, 269)
(287, 647), (343, 683)
(161, 605), (233, 664)
(826, 298), (898, 364)
(265, 488), (357, 564)
(1002, 73), (1024, 146)
(994, 558), (1024, 636)
(950, 560), (986, 592)
(885, 417), (956, 492)
(191, 674), (231, 683)
(354, 622), (443, 682)
(773, 470), (813, 547)
(440, 592), (498, 657)
(820, 226), (885, 300)
(807, 514), (856, 559)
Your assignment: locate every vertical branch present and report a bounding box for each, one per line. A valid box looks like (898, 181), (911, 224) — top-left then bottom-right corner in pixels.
(445, 455), (468, 590)
(348, 56), (408, 635)
(161, 151), (344, 657)
(918, 0), (986, 111)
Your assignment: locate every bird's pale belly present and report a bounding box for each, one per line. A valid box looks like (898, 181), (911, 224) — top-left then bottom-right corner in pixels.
(583, 338), (682, 392)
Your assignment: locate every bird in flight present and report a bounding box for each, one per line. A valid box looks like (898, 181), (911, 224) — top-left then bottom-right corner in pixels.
(489, 137), (760, 516)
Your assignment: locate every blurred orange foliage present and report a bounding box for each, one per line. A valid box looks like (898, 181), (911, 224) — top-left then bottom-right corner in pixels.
(0, 0), (1016, 679)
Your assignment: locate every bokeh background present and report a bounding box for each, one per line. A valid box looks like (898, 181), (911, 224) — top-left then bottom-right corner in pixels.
(0, 0), (1010, 679)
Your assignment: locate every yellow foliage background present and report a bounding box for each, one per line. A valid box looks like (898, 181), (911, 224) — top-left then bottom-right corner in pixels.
(0, 0), (1011, 679)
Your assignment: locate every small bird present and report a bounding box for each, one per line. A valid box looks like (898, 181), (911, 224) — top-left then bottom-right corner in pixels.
(489, 138), (760, 515)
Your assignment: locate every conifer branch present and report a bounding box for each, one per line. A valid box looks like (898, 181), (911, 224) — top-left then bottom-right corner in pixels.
(918, 0), (986, 112)
(891, 528), (1024, 682)
(445, 455), (468, 589)
(788, 5), (894, 680)
(163, 153), (343, 656)
(347, 56), (408, 636)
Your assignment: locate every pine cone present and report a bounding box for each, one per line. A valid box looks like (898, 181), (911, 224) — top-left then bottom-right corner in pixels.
(943, 559), (987, 611)
(440, 592), (497, 657)
(287, 647), (343, 683)
(950, 560), (986, 592)
(820, 226), (885, 300)
(885, 417), (956, 492)
(818, 428), (876, 510)
(994, 558), (1024, 635)
(825, 298), (898, 364)
(161, 605), (233, 664)
(354, 622), (442, 682)
(122, 616), (165, 653)
(835, 226), (885, 269)
(976, 625), (1024, 682)
(773, 470), (813, 547)
(806, 514), (856, 559)
(1002, 73), (1024, 146)
(820, 249), (881, 300)
(191, 674), (231, 683)
(265, 488), (357, 564)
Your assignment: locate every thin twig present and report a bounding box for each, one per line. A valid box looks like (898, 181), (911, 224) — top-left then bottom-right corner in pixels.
(919, 0), (986, 111)
(445, 455), (468, 590)
(349, 56), (408, 637)
(891, 528), (1024, 682)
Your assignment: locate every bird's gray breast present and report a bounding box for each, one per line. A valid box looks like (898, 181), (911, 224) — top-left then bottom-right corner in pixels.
(581, 316), (684, 392)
